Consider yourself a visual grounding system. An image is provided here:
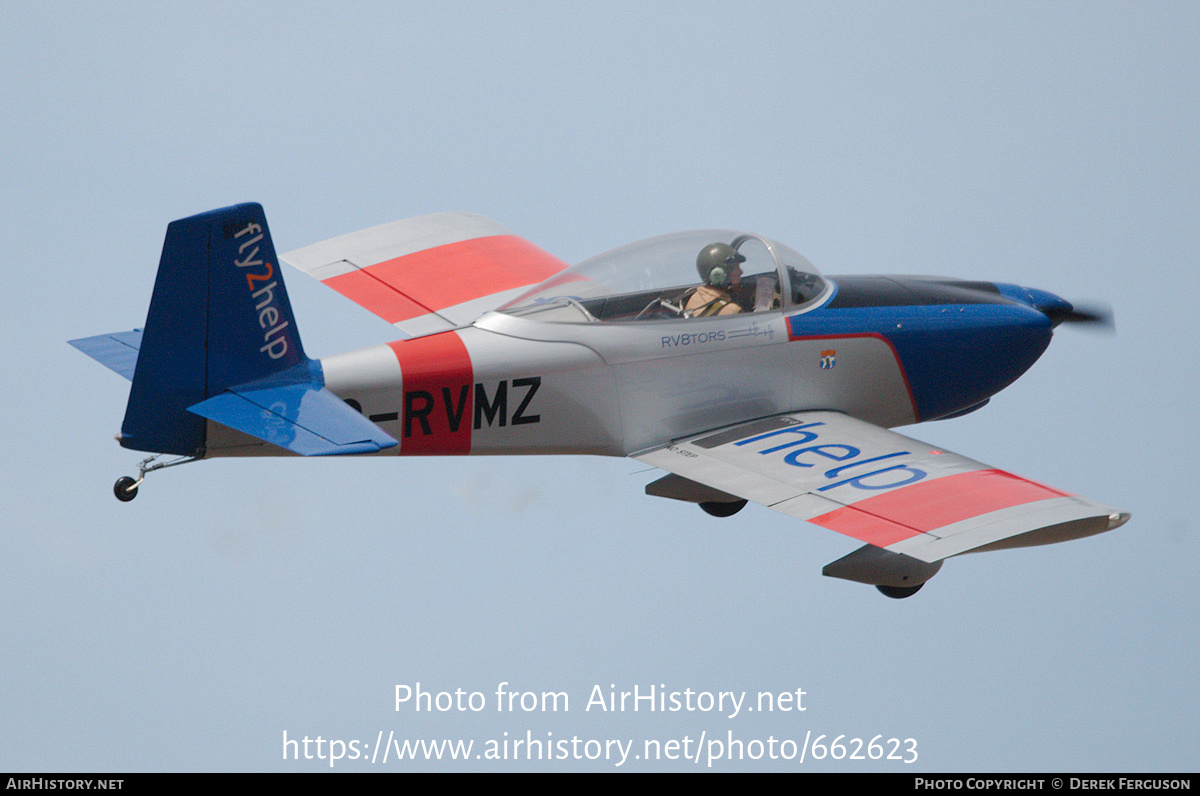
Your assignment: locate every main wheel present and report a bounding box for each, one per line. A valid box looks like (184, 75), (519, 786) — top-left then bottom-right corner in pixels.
(699, 499), (747, 517)
(114, 476), (139, 502)
(876, 583), (922, 599)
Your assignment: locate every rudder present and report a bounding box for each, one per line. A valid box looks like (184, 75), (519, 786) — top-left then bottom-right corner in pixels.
(120, 203), (307, 455)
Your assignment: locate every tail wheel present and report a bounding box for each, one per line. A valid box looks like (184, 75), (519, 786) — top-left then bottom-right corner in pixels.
(114, 476), (139, 502)
(699, 499), (747, 517)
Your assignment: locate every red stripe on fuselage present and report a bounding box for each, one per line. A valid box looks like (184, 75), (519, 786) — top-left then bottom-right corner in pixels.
(811, 469), (1070, 547)
(326, 235), (568, 323)
(388, 333), (474, 454)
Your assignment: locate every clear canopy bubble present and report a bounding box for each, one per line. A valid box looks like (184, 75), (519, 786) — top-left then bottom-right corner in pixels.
(499, 230), (828, 323)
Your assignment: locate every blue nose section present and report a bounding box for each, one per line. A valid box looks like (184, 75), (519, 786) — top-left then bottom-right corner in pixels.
(995, 284), (1074, 326)
(1025, 288), (1075, 323)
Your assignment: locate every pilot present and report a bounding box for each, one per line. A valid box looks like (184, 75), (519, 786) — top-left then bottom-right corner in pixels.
(686, 243), (746, 316)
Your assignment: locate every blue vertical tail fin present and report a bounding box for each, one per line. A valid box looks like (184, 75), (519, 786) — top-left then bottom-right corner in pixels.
(80, 203), (394, 458)
(120, 203), (308, 455)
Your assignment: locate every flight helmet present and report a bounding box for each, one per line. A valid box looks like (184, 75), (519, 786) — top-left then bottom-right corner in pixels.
(696, 243), (746, 286)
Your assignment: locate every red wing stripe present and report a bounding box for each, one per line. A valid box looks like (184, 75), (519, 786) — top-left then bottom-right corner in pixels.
(324, 267), (434, 323)
(809, 506), (923, 547)
(325, 235), (568, 323)
(811, 469), (1070, 546)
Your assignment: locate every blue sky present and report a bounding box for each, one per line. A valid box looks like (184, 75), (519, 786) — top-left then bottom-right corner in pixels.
(2, 1), (1197, 771)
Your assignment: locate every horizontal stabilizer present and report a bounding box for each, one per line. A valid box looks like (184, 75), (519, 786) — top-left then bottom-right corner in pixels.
(69, 329), (144, 380)
(189, 383), (397, 456)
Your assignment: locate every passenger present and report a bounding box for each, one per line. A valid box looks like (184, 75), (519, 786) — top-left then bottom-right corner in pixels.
(686, 243), (746, 316)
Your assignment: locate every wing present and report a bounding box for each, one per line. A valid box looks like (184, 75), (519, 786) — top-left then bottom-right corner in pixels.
(281, 212), (568, 337)
(635, 411), (1128, 588)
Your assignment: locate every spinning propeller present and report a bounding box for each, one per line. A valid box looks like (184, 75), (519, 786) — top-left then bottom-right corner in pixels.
(1021, 286), (1115, 331)
(1041, 300), (1115, 331)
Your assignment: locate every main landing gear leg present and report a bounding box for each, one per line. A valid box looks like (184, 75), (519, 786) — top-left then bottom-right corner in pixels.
(113, 454), (200, 502)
